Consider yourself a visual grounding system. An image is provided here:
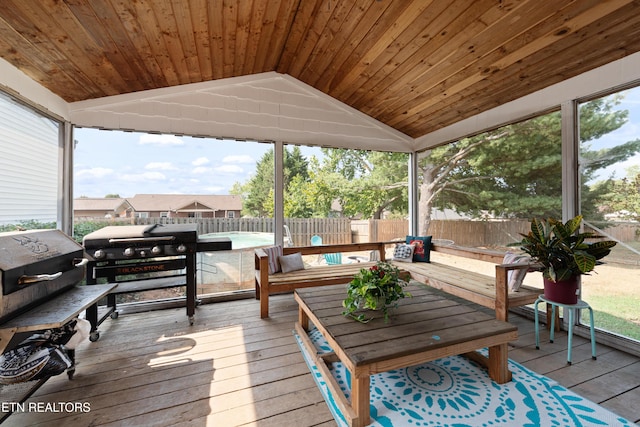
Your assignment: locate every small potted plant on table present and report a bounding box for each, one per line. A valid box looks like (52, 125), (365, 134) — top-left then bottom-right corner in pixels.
(511, 215), (616, 304)
(342, 261), (411, 323)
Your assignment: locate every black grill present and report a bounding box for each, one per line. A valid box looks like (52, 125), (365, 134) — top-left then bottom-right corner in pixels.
(82, 224), (231, 340)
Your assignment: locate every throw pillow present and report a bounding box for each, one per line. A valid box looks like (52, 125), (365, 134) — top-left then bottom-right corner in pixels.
(263, 245), (283, 274)
(393, 243), (415, 263)
(405, 235), (432, 262)
(278, 252), (305, 273)
(502, 252), (530, 292)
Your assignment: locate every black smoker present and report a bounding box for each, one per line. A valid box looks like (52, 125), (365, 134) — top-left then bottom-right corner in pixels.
(0, 229), (87, 325)
(82, 224), (231, 340)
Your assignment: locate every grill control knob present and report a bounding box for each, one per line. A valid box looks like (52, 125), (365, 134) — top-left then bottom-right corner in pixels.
(151, 245), (162, 256)
(93, 249), (106, 260)
(123, 247), (136, 257)
(176, 244), (187, 253)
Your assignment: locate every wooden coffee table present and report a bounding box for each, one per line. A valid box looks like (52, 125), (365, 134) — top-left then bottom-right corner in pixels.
(295, 284), (518, 427)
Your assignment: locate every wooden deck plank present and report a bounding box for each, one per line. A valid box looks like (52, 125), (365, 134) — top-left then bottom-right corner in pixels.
(3, 291), (639, 425)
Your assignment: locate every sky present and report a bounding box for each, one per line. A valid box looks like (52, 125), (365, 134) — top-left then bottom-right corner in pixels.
(73, 129), (322, 198)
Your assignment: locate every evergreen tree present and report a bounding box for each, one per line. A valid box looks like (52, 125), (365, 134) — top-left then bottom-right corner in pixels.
(417, 95), (640, 233)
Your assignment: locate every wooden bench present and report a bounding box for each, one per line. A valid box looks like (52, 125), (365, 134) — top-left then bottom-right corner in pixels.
(391, 243), (540, 321)
(254, 242), (394, 318)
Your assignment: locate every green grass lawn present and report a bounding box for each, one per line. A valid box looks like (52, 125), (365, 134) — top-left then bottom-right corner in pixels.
(585, 295), (640, 341)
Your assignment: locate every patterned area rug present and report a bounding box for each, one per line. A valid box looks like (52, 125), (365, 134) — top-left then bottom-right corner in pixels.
(295, 328), (633, 427)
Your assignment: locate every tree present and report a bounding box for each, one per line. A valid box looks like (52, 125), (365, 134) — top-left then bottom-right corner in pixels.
(234, 146), (309, 217)
(579, 95), (640, 220)
(417, 95), (640, 234)
(234, 147), (409, 219)
(319, 149), (409, 219)
(592, 166), (640, 220)
(284, 156), (338, 218)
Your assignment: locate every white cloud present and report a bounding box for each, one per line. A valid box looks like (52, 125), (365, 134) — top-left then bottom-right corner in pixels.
(121, 172), (166, 182)
(192, 157), (210, 166)
(192, 167), (212, 174)
(145, 162), (177, 170)
(215, 165), (243, 174)
(139, 134), (184, 146)
(75, 167), (113, 178)
(223, 155), (254, 164)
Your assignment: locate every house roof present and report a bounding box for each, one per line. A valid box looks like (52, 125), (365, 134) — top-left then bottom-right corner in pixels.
(125, 194), (242, 212)
(73, 197), (131, 212)
(1, 0), (639, 147)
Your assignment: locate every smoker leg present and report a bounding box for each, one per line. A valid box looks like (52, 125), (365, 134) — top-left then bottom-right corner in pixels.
(187, 253), (196, 325)
(87, 303), (98, 334)
(67, 349), (76, 380)
(108, 294), (118, 319)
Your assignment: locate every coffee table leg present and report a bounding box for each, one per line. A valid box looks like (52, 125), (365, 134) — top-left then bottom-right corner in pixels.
(351, 375), (370, 427)
(488, 343), (511, 383)
(298, 306), (309, 331)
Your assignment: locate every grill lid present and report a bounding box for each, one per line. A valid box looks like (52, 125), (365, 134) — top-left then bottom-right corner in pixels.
(0, 229), (85, 295)
(82, 224), (199, 249)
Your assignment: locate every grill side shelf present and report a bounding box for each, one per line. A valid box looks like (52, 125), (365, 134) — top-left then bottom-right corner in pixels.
(0, 284), (117, 354)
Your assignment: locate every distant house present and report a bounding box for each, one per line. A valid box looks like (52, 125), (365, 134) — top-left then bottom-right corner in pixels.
(125, 194), (242, 219)
(74, 194), (242, 219)
(74, 197), (133, 219)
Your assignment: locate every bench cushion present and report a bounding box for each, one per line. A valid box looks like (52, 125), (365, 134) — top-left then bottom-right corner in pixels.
(406, 235), (432, 262)
(393, 243), (415, 262)
(263, 245), (283, 274)
(279, 252), (305, 273)
(503, 252), (530, 291)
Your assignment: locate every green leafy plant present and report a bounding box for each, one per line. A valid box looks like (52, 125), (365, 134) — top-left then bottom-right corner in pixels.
(342, 261), (411, 323)
(511, 215), (617, 282)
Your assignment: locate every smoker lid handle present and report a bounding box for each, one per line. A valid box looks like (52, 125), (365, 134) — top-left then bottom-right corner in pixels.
(75, 258), (89, 267)
(18, 271), (63, 285)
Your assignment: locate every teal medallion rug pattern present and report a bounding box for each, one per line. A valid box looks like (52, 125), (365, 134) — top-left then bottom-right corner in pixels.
(295, 328), (633, 427)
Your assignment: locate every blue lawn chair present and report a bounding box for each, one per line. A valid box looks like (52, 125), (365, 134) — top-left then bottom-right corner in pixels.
(323, 252), (342, 265)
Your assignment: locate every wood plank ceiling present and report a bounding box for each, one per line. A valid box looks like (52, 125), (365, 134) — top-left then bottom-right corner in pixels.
(0, 0), (639, 139)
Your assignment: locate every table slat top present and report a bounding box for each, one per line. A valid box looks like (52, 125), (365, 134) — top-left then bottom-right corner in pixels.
(295, 284), (517, 367)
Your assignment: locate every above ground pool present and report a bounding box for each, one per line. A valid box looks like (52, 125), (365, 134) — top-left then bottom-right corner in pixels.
(200, 231), (274, 249)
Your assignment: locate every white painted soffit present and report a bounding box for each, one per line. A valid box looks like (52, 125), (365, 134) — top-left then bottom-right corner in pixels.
(69, 72), (414, 153)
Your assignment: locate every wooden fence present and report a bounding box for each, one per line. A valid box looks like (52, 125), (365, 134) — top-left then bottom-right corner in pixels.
(134, 217), (353, 245)
(83, 217), (640, 248)
(351, 219), (407, 242)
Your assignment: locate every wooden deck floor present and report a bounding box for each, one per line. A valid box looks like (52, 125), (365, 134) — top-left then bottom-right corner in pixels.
(4, 291), (640, 426)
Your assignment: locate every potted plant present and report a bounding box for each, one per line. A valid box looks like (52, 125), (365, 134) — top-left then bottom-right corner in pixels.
(511, 215), (617, 304)
(342, 261), (411, 323)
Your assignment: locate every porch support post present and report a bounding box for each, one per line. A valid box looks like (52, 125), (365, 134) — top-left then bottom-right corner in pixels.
(59, 121), (74, 235)
(561, 100), (579, 222)
(561, 100), (581, 329)
(274, 141), (284, 246)
(408, 152), (419, 236)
